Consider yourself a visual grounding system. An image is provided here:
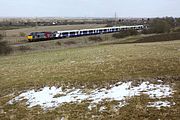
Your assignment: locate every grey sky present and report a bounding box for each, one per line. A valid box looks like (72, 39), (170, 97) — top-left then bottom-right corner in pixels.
(0, 0), (180, 18)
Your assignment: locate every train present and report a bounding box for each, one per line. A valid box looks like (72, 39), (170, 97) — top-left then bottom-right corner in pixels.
(27, 25), (145, 42)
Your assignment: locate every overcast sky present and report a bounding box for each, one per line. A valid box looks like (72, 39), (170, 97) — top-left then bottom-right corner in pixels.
(0, 0), (180, 18)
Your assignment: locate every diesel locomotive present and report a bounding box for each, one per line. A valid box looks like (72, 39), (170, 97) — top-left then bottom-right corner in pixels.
(27, 32), (54, 42)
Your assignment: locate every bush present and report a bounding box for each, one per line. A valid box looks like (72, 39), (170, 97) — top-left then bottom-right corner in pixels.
(144, 18), (172, 34)
(151, 19), (171, 33)
(64, 41), (76, 45)
(112, 29), (138, 39)
(0, 42), (12, 55)
(141, 29), (152, 34)
(128, 29), (138, 35)
(18, 46), (31, 52)
(56, 41), (62, 46)
(0, 45), (12, 55)
(135, 32), (180, 43)
(19, 32), (26, 37)
(0, 34), (12, 55)
(105, 23), (113, 27)
(172, 27), (180, 32)
(0, 34), (3, 39)
(88, 36), (103, 42)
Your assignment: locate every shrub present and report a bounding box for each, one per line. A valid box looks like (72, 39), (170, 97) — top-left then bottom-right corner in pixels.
(19, 32), (26, 37)
(56, 41), (62, 46)
(151, 20), (171, 33)
(105, 23), (113, 27)
(0, 40), (12, 55)
(0, 35), (12, 55)
(0, 34), (3, 40)
(0, 42), (12, 55)
(88, 36), (103, 42)
(135, 32), (180, 43)
(141, 29), (152, 34)
(18, 46), (31, 52)
(64, 41), (76, 45)
(128, 29), (138, 35)
(112, 29), (138, 39)
(145, 18), (172, 34)
(172, 27), (180, 33)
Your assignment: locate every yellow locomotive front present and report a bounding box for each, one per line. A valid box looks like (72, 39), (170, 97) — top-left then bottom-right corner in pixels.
(27, 35), (33, 42)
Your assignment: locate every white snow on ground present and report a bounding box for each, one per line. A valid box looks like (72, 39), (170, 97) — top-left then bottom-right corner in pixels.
(99, 106), (107, 112)
(147, 101), (175, 109)
(88, 104), (97, 111)
(8, 81), (174, 110)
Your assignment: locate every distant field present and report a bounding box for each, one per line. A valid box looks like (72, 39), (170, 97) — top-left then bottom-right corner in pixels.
(0, 26), (30, 30)
(0, 40), (180, 119)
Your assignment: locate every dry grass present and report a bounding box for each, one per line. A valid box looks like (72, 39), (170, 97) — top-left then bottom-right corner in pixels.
(0, 40), (180, 119)
(9, 32), (114, 52)
(1, 40), (180, 94)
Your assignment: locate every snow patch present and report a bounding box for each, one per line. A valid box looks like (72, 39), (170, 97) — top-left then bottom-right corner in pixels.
(99, 106), (106, 112)
(88, 104), (96, 111)
(157, 80), (163, 83)
(8, 81), (174, 110)
(147, 101), (175, 109)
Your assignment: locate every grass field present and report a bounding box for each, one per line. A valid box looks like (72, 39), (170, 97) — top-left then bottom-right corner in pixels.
(0, 37), (180, 119)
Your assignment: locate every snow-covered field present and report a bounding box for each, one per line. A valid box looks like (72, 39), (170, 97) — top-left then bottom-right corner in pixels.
(8, 80), (175, 110)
